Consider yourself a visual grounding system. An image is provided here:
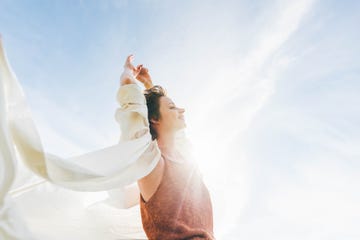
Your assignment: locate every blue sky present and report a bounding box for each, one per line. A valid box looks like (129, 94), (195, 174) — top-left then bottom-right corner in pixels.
(1, 0), (360, 239)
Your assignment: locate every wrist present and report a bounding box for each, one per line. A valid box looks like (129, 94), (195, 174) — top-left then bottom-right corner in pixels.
(144, 81), (154, 89)
(120, 67), (137, 85)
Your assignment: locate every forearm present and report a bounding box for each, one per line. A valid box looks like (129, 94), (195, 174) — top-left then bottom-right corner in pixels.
(120, 77), (136, 86)
(120, 67), (154, 89)
(120, 73), (154, 89)
(120, 67), (137, 86)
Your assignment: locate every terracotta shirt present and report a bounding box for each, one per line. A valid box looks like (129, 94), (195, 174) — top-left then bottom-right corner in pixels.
(140, 154), (215, 240)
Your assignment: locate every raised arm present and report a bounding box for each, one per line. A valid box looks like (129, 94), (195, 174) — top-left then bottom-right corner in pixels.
(110, 55), (160, 208)
(115, 54), (154, 141)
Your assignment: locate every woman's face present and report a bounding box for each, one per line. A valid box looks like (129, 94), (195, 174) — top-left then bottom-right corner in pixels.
(157, 96), (186, 132)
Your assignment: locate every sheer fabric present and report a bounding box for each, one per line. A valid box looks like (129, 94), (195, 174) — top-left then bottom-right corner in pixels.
(0, 39), (169, 239)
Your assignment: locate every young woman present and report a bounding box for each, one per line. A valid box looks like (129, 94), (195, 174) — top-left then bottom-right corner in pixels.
(118, 55), (215, 239)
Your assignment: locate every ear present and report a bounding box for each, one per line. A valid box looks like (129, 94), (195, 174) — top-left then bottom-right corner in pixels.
(150, 119), (158, 124)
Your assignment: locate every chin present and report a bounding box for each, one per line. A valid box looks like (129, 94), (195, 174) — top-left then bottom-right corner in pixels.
(176, 124), (186, 131)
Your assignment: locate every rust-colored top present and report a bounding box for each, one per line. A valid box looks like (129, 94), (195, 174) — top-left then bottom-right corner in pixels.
(140, 156), (215, 240)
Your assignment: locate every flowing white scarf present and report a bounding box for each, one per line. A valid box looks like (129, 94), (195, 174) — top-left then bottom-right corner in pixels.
(0, 38), (177, 239)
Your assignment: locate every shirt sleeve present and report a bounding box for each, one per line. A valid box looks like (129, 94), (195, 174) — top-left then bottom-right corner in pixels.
(114, 83), (150, 141)
(109, 82), (153, 208)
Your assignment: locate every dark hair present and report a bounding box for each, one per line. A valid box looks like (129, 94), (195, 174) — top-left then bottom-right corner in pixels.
(143, 85), (167, 140)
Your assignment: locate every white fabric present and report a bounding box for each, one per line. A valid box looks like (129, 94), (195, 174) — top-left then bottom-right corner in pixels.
(0, 38), (166, 239)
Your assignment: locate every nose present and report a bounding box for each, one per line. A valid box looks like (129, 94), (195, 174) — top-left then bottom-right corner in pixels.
(179, 107), (185, 113)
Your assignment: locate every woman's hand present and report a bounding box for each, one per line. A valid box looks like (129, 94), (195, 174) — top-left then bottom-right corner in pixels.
(124, 54), (142, 77)
(122, 54), (153, 89)
(120, 54), (141, 85)
(124, 54), (153, 89)
(136, 66), (153, 89)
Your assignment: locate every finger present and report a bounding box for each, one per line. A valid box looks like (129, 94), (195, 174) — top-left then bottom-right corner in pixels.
(124, 56), (130, 66)
(136, 65), (142, 72)
(125, 55), (136, 70)
(126, 54), (134, 64)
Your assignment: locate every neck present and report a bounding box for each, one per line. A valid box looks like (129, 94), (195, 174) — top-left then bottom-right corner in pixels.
(156, 131), (176, 153)
(156, 131), (187, 163)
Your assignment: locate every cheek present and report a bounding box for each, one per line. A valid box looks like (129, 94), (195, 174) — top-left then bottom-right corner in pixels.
(159, 110), (172, 122)
(169, 112), (179, 121)
(161, 111), (178, 124)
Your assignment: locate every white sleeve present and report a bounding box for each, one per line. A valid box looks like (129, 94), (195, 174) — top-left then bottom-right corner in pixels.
(115, 82), (150, 141)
